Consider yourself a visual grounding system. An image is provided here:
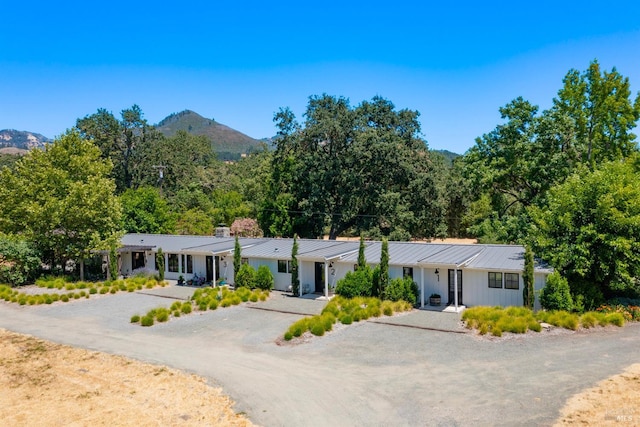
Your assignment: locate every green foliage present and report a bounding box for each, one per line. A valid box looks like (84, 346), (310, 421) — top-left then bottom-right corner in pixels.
(155, 248), (165, 281)
(120, 187), (175, 234)
(255, 265), (274, 291)
(462, 306), (541, 335)
(140, 315), (154, 327)
(233, 236), (241, 277)
(523, 246), (535, 309)
(0, 130), (122, 280)
(261, 95), (447, 239)
(235, 263), (256, 289)
(335, 266), (373, 298)
(76, 105), (159, 192)
(461, 61), (640, 244)
(357, 236), (367, 270)
(290, 234), (299, 295)
(539, 272), (574, 311)
(181, 302), (192, 314)
(382, 276), (418, 305)
(175, 208), (214, 235)
(0, 235), (41, 286)
(530, 158), (640, 304)
(378, 239), (389, 296)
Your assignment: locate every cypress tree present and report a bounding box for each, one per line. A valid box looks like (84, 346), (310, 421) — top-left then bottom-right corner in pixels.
(155, 247), (165, 281)
(291, 234), (299, 295)
(523, 246), (534, 309)
(379, 238), (389, 296)
(233, 235), (241, 277)
(357, 235), (366, 270)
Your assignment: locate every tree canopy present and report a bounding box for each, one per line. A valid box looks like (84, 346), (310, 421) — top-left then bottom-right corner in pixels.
(260, 94), (446, 239)
(0, 130), (122, 278)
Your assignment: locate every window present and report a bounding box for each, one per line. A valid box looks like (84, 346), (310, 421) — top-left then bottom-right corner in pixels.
(168, 254), (179, 273)
(181, 254), (193, 274)
(403, 267), (414, 279)
(505, 273), (519, 289)
(488, 272), (502, 288)
(278, 260), (289, 273)
(241, 258), (249, 265)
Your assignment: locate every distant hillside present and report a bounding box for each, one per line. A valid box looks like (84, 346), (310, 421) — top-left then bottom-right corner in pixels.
(431, 149), (461, 165)
(0, 129), (50, 150)
(155, 110), (264, 160)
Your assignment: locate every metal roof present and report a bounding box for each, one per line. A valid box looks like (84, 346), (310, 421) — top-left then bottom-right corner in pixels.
(120, 234), (551, 272)
(183, 238), (266, 255)
(418, 245), (485, 266)
(121, 233), (222, 253)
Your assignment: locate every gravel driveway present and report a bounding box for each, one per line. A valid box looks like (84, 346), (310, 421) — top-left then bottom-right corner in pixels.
(0, 287), (638, 426)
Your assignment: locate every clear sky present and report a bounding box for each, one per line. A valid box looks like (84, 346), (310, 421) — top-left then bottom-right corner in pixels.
(2, 1), (639, 154)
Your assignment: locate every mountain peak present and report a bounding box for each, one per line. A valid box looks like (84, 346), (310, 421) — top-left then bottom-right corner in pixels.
(155, 110), (263, 160)
(0, 129), (50, 150)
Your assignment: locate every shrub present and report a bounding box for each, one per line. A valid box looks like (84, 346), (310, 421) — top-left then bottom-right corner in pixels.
(539, 272), (573, 311)
(255, 265), (274, 291)
(235, 264), (256, 289)
(381, 301), (394, 316)
(208, 300), (218, 310)
(156, 310), (169, 322)
(604, 312), (625, 327)
(310, 321), (325, 336)
(289, 319), (308, 337)
(141, 315), (154, 327)
(335, 267), (373, 298)
(89, 287), (97, 294)
(173, 310), (181, 317)
(339, 314), (353, 325)
(181, 302), (192, 314)
(284, 331), (293, 341)
(235, 286), (252, 302)
(99, 287), (108, 294)
(382, 276), (418, 305)
(130, 314), (140, 323)
(60, 294), (69, 302)
(249, 293), (258, 302)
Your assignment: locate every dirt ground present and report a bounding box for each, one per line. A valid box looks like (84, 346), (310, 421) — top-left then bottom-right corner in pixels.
(2, 324), (638, 427)
(555, 363), (640, 426)
(0, 328), (253, 427)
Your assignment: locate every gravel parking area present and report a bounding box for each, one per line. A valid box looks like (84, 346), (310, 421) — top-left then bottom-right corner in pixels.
(0, 285), (639, 426)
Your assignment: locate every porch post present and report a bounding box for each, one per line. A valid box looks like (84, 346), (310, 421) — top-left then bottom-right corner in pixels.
(324, 262), (329, 299)
(454, 267), (459, 311)
(299, 263), (303, 297)
(420, 267), (424, 308)
(213, 255), (217, 285)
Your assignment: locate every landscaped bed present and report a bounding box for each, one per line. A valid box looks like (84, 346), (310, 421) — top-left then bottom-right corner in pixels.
(0, 276), (167, 306)
(131, 286), (270, 326)
(462, 305), (639, 337)
(283, 296), (413, 341)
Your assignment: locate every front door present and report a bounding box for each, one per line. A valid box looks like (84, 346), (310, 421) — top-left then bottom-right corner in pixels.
(315, 262), (325, 293)
(206, 256), (214, 282)
(448, 269), (463, 305)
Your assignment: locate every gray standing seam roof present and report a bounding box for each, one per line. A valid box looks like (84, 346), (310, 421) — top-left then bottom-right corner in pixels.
(120, 234), (549, 272)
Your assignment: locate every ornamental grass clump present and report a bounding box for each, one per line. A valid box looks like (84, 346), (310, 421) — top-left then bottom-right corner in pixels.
(463, 306), (542, 335)
(140, 315), (154, 327)
(130, 314), (140, 323)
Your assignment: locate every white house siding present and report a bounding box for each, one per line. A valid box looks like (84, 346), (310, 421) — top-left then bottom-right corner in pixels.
(460, 270), (523, 307)
(534, 273), (547, 311)
(421, 269), (447, 306)
(120, 254), (133, 276)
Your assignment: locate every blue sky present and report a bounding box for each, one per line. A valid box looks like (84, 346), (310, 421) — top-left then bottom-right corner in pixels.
(2, 1), (639, 154)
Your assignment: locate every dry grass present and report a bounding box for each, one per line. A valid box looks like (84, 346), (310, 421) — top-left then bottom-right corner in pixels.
(555, 363), (640, 426)
(0, 328), (253, 426)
